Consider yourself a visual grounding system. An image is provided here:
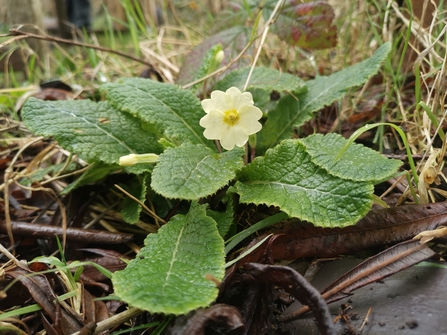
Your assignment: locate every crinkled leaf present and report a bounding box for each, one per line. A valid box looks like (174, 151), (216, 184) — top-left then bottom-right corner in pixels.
(300, 133), (402, 183)
(102, 78), (211, 148)
(257, 43), (391, 153)
(22, 98), (162, 164)
(151, 144), (244, 200)
(214, 67), (307, 94)
(234, 140), (373, 228)
(266, 0), (337, 49)
(112, 202), (225, 315)
(121, 175), (148, 224)
(177, 27), (250, 86)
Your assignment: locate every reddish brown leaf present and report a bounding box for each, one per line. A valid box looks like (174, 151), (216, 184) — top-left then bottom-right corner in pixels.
(238, 202), (447, 264)
(281, 239), (435, 321)
(6, 267), (82, 334)
(321, 239), (435, 302)
(270, 202), (446, 260)
(79, 249), (129, 282)
(223, 202), (447, 293)
(271, 1), (337, 49)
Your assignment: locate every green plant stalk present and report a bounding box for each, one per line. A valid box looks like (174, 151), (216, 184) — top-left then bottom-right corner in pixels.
(27, 54), (36, 83)
(104, 5), (117, 50)
(249, 10), (263, 43)
(225, 234), (273, 268)
(109, 322), (161, 335)
(372, 194), (389, 208)
(336, 122), (419, 184)
(121, 0), (141, 56)
(225, 211), (288, 254)
(405, 170), (420, 204)
(130, 0), (150, 37)
(151, 315), (174, 335)
(419, 101), (446, 141)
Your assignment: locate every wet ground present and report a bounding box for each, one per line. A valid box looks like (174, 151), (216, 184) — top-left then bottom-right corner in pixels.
(279, 259), (447, 335)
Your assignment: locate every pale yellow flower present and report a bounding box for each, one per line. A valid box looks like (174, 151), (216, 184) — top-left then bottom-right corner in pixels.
(199, 87), (262, 150)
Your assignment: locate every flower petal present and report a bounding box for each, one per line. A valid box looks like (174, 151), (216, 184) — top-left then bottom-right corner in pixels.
(238, 105), (262, 120)
(239, 119), (262, 135)
(207, 90), (232, 111)
(220, 125), (249, 150)
(199, 87), (263, 150)
(201, 98), (215, 113)
(226, 87), (254, 110)
(200, 110), (226, 140)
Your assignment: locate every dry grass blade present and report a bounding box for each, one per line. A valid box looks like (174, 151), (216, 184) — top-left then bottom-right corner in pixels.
(281, 239), (435, 321)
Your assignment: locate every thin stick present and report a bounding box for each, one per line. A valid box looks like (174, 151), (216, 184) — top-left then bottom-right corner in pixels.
(7, 29), (153, 67)
(359, 307), (373, 333)
(114, 184), (166, 224)
(182, 37), (257, 89)
(243, 0), (285, 91)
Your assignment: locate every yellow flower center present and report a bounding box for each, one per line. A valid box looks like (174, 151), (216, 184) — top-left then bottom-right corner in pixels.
(223, 109), (240, 126)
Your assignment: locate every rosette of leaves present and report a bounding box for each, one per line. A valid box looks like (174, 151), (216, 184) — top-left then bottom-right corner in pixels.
(20, 42), (398, 317)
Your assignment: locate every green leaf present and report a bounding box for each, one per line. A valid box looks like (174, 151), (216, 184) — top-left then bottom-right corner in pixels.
(121, 175), (148, 224)
(214, 67), (307, 94)
(234, 140), (373, 228)
(112, 202), (225, 315)
(300, 133), (402, 183)
(22, 98), (162, 164)
(151, 144), (244, 200)
(257, 43), (391, 153)
(102, 78), (211, 148)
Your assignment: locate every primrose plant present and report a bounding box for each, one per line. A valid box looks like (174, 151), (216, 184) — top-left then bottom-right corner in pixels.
(21, 40), (402, 315)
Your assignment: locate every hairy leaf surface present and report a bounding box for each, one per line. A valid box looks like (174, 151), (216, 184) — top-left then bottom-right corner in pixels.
(234, 140), (373, 227)
(257, 43), (391, 153)
(112, 202), (225, 315)
(214, 67), (307, 94)
(22, 98), (162, 164)
(152, 144), (244, 200)
(103, 78), (211, 147)
(300, 133), (402, 183)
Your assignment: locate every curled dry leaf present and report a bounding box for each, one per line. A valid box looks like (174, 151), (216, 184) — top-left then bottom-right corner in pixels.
(165, 304), (244, 335)
(5, 268), (82, 335)
(243, 263), (336, 335)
